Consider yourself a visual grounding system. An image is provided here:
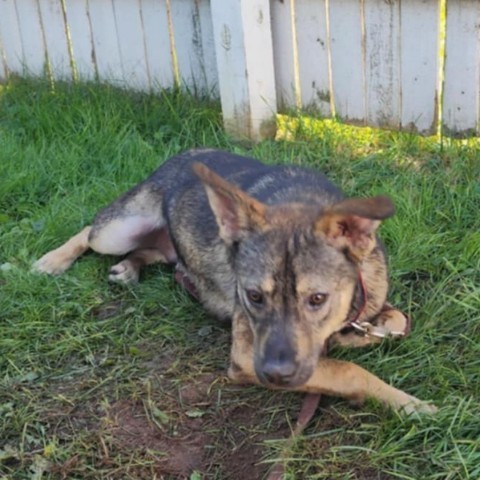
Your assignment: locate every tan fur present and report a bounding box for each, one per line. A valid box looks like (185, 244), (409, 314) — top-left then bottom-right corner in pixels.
(33, 149), (436, 415)
(229, 313), (436, 414)
(34, 226), (92, 275)
(109, 248), (168, 284)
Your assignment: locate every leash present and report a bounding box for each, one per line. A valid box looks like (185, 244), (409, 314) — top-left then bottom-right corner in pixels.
(266, 393), (322, 480)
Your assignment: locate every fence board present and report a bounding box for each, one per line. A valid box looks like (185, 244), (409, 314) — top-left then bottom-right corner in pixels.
(443, 0), (480, 135)
(295, 0), (331, 115)
(0, 0), (23, 76)
(0, 40), (6, 80)
(328, 0), (365, 123)
(63, 0), (96, 80)
(211, 0), (276, 140)
(87, 0), (123, 85)
(196, 0), (218, 95)
(37, 0), (72, 80)
(139, 0), (175, 89)
(15, 0), (47, 76)
(170, 0), (211, 93)
(270, 0), (299, 108)
(400, 0), (439, 134)
(113, 0), (150, 90)
(239, 0), (277, 136)
(364, 0), (401, 129)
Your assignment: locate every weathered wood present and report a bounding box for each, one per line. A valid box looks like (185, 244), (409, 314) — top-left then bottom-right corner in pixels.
(37, 0), (72, 80)
(196, 0), (218, 95)
(113, 0), (150, 90)
(0, 40), (7, 81)
(0, 37), (8, 82)
(63, 0), (96, 80)
(210, 0), (277, 140)
(270, 0), (300, 109)
(0, 0), (23, 76)
(139, 0), (175, 90)
(295, 0), (331, 116)
(169, 0), (216, 93)
(400, 0), (440, 134)
(15, 0), (47, 76)
(364, 0), (401, 129)
(87, 0), (123, 85)
(328, 0), (366, 123)
(443, 0), (480, 135)
(169, 0), (197, 90)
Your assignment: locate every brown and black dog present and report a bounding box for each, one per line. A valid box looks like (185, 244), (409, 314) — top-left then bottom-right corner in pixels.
(34, 149), (435, 414)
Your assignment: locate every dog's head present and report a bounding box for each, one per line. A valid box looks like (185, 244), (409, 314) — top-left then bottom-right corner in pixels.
(194, 163), (394, 388)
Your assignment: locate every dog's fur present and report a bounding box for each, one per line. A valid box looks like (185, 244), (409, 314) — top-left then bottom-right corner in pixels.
(34, 149), (435, 414)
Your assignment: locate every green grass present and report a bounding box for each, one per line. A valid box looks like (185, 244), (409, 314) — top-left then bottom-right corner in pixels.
(1, 78), (479, 479)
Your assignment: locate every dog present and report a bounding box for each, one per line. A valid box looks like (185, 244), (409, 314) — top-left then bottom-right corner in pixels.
(34, 149), (435, 414)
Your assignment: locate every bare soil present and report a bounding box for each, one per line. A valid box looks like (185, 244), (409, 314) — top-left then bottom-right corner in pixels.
(46, 346), (302, 479)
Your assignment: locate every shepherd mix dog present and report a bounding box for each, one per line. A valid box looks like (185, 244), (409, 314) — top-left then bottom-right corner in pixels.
(34, 149), (435, 414)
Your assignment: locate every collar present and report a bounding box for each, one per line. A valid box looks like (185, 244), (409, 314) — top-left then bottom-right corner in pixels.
(347, 269), (368, 325)
(341, 270), (408, 339)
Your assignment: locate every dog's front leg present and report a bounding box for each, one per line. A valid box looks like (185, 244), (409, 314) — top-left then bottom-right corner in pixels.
(300, 359), (436, 414)
(227, 312), (258, 384)
(228, 314), (436, 415)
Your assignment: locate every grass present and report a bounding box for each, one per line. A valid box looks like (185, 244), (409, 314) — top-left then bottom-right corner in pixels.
(0, 77), (479, 479)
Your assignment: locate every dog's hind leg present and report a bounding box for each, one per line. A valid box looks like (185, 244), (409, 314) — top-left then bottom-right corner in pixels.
(90, 217), (177, 283)
(108, 248), (169, 284)
(33, 226), (92, 275)
(34, 212), (177, 281)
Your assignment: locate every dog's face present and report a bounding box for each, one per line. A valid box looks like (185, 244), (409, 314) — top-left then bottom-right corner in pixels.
(234, 222), (358, 387)
(193, 163), (394, 388)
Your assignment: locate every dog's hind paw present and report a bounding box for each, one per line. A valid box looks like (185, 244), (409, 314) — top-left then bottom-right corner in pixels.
(32, 250), (74, 275)
(108, 260), (139, 284)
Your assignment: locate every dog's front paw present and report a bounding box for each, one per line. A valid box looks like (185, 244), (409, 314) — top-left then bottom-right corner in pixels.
(32, 250), (73, 275)
(108, 260), (139, 284)
(399, 395), (438, 415)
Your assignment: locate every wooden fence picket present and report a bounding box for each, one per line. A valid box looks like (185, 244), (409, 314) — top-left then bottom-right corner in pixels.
(443, 0), (480, 136)
(63, 0), (97, 81)
(328, 0), (366, 124)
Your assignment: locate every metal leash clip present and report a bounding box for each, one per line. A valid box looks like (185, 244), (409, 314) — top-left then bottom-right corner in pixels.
(350, 320), (407, 339)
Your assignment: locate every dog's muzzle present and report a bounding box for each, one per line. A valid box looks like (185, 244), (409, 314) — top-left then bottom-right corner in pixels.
(255, 327), (316, 388)
(256, 357), (315, 388)
(258, 358), (298, 386)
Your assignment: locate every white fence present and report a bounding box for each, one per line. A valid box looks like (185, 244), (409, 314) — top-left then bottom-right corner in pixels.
(0, 0), (479, 139)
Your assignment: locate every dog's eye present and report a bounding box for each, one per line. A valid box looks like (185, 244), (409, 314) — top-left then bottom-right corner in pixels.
(246, 289), (264, 305)
(308, 293), (328, 309)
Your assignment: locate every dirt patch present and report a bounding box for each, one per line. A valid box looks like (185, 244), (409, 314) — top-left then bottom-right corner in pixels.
(42, 342), (384, 479)
(97, 373), (296, 479)
(47, 358), (300, 479)
(106, 400), (206, 477)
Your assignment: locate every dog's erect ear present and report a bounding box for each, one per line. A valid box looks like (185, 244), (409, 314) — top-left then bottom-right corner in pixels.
(315, 196), (395, 261)
(193, 162), (267, 243)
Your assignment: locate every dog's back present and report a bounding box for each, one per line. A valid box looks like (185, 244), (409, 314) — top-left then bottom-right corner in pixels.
(153, 149), (344, 211)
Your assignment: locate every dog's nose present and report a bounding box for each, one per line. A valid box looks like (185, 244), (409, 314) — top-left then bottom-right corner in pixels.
(261, 359), (297, 386)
